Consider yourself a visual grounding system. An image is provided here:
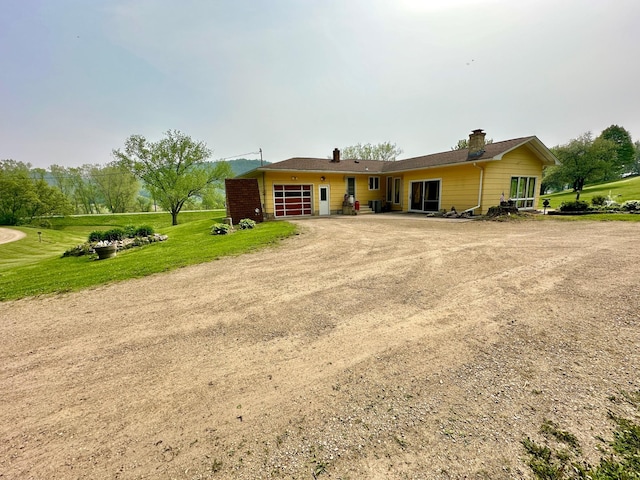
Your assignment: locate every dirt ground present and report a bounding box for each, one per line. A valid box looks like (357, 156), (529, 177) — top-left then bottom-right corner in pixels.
(1, 214), (639, 479)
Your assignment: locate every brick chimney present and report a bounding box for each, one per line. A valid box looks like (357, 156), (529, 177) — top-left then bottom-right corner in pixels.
(332, 148), (340, 162)
(468, 129), (486, 159)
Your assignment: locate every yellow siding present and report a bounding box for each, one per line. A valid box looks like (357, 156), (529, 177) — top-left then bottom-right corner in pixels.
(480, 145), (543, 213)
(259, 171), (388, 216)
(350, 175), (386, 207)
(402, 164), (482, 213)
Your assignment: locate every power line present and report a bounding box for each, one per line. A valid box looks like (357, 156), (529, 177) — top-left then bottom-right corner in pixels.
(218, 150), (261, 160)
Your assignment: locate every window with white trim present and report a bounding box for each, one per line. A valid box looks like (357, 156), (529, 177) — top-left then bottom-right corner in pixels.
(510, 176), (536, 208)
(386, 176), (392, 202)
(368, 176), (380, 190)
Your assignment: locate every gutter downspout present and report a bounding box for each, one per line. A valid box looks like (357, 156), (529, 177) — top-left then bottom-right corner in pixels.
(463, 163), (484, 214)
(262, 171), (267, 220)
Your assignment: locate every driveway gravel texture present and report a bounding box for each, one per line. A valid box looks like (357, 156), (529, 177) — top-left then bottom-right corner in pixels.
(1, 214), (639, 479)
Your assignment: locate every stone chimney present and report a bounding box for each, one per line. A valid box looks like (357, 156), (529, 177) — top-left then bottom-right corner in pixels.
(332, 148), (340, 163)
(467, 129), (486, 159)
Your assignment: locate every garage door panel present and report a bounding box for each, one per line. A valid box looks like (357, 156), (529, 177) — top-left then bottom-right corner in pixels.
(273, 184), (312, 217)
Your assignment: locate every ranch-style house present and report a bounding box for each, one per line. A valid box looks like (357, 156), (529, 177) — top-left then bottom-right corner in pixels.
(237, 129), (560, 219)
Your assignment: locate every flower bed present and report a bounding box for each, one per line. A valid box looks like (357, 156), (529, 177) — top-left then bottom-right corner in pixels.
(62, 233), (168, 258)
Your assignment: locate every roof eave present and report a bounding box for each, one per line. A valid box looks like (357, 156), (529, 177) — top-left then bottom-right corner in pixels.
(494, 137), (560, 166)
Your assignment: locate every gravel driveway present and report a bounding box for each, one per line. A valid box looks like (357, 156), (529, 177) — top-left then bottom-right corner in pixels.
(1, 214), (639, 479)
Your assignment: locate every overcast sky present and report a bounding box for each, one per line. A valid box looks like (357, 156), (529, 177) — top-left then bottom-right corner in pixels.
(2, 0), (639, 168)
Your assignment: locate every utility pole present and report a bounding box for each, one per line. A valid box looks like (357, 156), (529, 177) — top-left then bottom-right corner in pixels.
(260, 148), (266, 215)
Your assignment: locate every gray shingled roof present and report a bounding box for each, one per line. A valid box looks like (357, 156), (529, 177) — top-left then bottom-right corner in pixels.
(383, 136), (535, 172)
(250, 136), (556, 175)
(257, 157), (386, 173)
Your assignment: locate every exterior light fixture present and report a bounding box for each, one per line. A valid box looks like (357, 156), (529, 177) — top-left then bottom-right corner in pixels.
(320, 176), (326, 181)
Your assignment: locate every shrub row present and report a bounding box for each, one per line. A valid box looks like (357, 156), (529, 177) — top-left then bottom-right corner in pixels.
(558, 200), (589, 212)
(558, 199), (640, 213)
(88, 225), (154, 242)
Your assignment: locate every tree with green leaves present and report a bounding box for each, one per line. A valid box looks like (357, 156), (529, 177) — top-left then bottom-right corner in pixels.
(79, 166), (102, 214)
(29, 176), (72, 219)
(49, 164), (75, 201)
(0, 160), (71, 224)
(341, 142), (403, 161)
(551, 132), (618, 200)
(632, 141), (640, 175)
(199, 184), (226, 210)
(90, 162), (140, 213)
(0, 160), (36, 224)
(113, 130), (232, 225)
(598, 125), (634, 177)
(540, 165), (565, 194)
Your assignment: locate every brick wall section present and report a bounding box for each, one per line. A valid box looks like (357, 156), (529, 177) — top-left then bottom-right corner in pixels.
(225, 178), (263, 224)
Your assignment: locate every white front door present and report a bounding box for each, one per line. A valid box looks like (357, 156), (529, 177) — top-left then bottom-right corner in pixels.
(319, 185), (330, 215)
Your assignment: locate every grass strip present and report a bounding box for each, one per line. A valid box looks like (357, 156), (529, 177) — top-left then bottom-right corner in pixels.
(540, 175), (640, 209)
(0, 213), (296, 301)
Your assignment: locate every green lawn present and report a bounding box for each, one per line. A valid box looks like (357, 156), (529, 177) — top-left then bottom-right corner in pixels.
(540, 175), (640, 209)
(0, 211), (296, 301)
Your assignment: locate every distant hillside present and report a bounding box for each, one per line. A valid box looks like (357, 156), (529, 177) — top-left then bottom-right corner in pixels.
(221, 158), (271, 177)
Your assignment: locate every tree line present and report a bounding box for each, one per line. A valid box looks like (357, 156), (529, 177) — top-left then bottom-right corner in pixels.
(1, 131), (233, 226)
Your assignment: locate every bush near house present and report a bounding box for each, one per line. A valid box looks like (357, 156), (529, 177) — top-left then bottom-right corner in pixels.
(211, 223), (231, 235)
(558, 200), (589, 212)
(238, 218), (256, 230)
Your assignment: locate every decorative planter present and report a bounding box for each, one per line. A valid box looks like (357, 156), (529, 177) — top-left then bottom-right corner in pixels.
(342, 205), (355, 215)
(94, 244), (117, 260)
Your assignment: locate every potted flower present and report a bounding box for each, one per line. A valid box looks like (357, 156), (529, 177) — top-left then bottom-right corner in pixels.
(93, 241), (117, 260)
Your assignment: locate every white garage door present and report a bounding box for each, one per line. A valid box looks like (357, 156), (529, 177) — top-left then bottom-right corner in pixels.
(274, 184), (312, 217)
